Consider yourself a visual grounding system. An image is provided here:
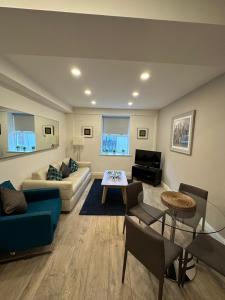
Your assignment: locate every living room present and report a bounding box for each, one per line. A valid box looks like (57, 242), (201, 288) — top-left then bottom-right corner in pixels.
(0, 1), (225, 300)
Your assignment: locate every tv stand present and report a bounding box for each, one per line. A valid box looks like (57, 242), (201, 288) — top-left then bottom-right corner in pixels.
(132, 165), (162, 187)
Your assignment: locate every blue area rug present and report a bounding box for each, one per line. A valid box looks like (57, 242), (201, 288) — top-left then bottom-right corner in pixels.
(79, 179), (130, 216)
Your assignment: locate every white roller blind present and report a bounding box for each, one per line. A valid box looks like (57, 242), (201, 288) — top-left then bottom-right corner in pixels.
(102, 116), (129, 135)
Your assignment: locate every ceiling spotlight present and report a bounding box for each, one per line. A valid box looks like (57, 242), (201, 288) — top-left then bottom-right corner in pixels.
(132, 91), (139, 97)
(91, 100), (96, 105)
(140, 72), (150, 81)
(84, 89), (92, 96)
(128, 102), (133, 106)
(71, 67), (81, 77)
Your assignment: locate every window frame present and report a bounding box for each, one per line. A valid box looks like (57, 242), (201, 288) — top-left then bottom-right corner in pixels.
(100, 115), (130, 156)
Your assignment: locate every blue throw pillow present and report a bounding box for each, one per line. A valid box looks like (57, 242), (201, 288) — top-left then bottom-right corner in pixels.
(0, 180), (16, 190)
(47, 165), (63, 181)
(69, 158), (78, 173)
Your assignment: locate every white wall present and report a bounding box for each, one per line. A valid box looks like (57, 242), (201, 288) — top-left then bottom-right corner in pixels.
(67, 108), (158, 176)
(0, 85), (67, 188)
(157, 74), (225, 229)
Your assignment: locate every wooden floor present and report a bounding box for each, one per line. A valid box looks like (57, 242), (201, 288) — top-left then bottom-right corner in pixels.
(0, 180), (225, 300)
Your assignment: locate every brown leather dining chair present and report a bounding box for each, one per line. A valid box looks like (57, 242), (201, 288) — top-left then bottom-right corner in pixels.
(122, 216), (183, 300)
(182, 232), (225, 285)
(123, 181), (165, 235)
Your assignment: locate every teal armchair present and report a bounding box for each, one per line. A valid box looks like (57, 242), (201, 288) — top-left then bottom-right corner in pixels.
(0, 181), (61, 253)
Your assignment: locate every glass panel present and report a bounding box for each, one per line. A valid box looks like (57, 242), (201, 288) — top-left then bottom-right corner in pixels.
(101, 134), (129, 155)
(0, 106), (59, 159)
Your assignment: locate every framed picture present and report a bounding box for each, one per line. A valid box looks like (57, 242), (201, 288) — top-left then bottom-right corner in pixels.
(43, 125), (54, 136)
(82, 126), (93, 138)
(137, 128), (149, 139)
(170, 110), (196, 155)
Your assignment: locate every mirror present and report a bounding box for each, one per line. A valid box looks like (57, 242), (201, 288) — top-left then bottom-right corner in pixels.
(0, 106), (59, 159)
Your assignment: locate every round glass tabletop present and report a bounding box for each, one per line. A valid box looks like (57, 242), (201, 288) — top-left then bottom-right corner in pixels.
(141, 191), (225, 237)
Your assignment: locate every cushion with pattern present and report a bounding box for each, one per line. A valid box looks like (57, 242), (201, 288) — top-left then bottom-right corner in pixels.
(69, 158), (78, 173)
(47, 165), (63, 181)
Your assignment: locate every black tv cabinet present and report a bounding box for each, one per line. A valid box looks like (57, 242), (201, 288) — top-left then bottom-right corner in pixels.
(132, 165), (162, 187)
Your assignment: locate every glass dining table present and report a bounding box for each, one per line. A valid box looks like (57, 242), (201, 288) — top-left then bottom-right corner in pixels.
(142, 190), (225, 282)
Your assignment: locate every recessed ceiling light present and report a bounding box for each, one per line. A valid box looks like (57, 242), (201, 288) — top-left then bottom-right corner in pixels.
(71, 67), (81, 77)
(84, 89), (92, 96)
(140, 72), (150, 81)
(128, 102), (133, 106)
(91, 100), (96, 105)
(132, 91), (139, 97)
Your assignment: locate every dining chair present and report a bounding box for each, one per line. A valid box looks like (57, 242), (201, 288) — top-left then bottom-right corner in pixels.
(123, 181), (165, 235)
(165, 183), (208, 240)
(182, 233), (225, 285)
(122, 215), (183, 300)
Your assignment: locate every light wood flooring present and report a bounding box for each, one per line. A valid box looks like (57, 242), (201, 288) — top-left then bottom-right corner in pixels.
(0, 180), (225, 300)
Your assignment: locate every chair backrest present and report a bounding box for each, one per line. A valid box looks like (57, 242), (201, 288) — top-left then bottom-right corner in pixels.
(179, 183), (208, 214)
(126, 181), (143, 212)
(125, 215), (165, 280)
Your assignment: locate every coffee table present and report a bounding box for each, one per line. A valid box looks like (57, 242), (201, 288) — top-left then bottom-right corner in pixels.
(101, 170), (128, 204)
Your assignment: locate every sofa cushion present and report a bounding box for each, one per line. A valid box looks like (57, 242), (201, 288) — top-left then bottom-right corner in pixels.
(27, 198), (61, 230)
(60, 162), (71, 178)
(69, 158), (78, 173)
(47, 165), (63, 181)
(0, 181), (16, 215)
(0, 188), (27, 215)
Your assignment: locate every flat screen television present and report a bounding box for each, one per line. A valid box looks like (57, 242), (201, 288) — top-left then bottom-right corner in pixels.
(135, 149), (161, 168)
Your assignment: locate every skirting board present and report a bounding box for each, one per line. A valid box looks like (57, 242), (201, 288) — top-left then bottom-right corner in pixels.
(0, 243), (54, 264)
(162, 181), (225, 245)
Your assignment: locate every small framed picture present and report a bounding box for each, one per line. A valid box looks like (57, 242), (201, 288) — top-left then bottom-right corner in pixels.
(43, 125), (54, 136)
(137, 128), (149, 139)
(82, 126), (93, 138)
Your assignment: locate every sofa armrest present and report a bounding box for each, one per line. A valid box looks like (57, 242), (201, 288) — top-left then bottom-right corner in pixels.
(77, 161), (92, 169)
(0, 212), (53, 251)
(23, 188), (60, 202)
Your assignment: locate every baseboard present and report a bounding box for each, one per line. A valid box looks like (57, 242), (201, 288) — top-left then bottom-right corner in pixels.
(203, 221), (225, 245)
(161, 181), (171, 191)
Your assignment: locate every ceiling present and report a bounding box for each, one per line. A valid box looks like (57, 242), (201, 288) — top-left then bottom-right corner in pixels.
(0, 7), (225, 110)
(5, 55), (225, 110)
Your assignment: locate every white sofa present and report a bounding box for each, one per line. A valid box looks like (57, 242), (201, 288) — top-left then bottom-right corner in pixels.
(22, 158), (92, 212)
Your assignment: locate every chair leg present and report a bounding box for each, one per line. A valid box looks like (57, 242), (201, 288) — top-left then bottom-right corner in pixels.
(158, 277), (164, 300)
(178, 252), (183, 286)
(123, 218), (126, 234)
(122, 248), (128, 283)
(192, 230), (196, 240)
(161, 214), (165, 236)
(182, 250), (189, 287)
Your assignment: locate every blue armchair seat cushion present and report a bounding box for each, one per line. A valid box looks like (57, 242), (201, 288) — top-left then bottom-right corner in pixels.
(27, 198), (61, 230)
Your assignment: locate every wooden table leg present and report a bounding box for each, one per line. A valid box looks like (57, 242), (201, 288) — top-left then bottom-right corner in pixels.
(102, 186), (108, 204)
(121, 187), (127, 204)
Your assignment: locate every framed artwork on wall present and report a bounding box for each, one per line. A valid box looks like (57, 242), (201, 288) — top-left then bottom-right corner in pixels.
(137, 128), (149, 139)
(170, 110), (196, 155)
(82, 126), (93, 138)
(42, 125), (54, 136)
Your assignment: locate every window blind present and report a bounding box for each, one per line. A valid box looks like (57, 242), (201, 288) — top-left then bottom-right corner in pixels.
(102, 116), (129, 135)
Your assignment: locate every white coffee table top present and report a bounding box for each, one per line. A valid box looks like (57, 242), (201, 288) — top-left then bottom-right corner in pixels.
(101, 170), (128, 187)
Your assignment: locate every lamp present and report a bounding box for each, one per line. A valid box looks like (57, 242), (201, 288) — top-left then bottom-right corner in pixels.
(73, 136), (84, 161)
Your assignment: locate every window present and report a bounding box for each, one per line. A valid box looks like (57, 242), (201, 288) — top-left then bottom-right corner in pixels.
(101, 116), (130, 155)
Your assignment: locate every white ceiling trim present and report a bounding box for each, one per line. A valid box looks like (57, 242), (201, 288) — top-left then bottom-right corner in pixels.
(0, 57), (72, 113)
(1, 0), (225, 25)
